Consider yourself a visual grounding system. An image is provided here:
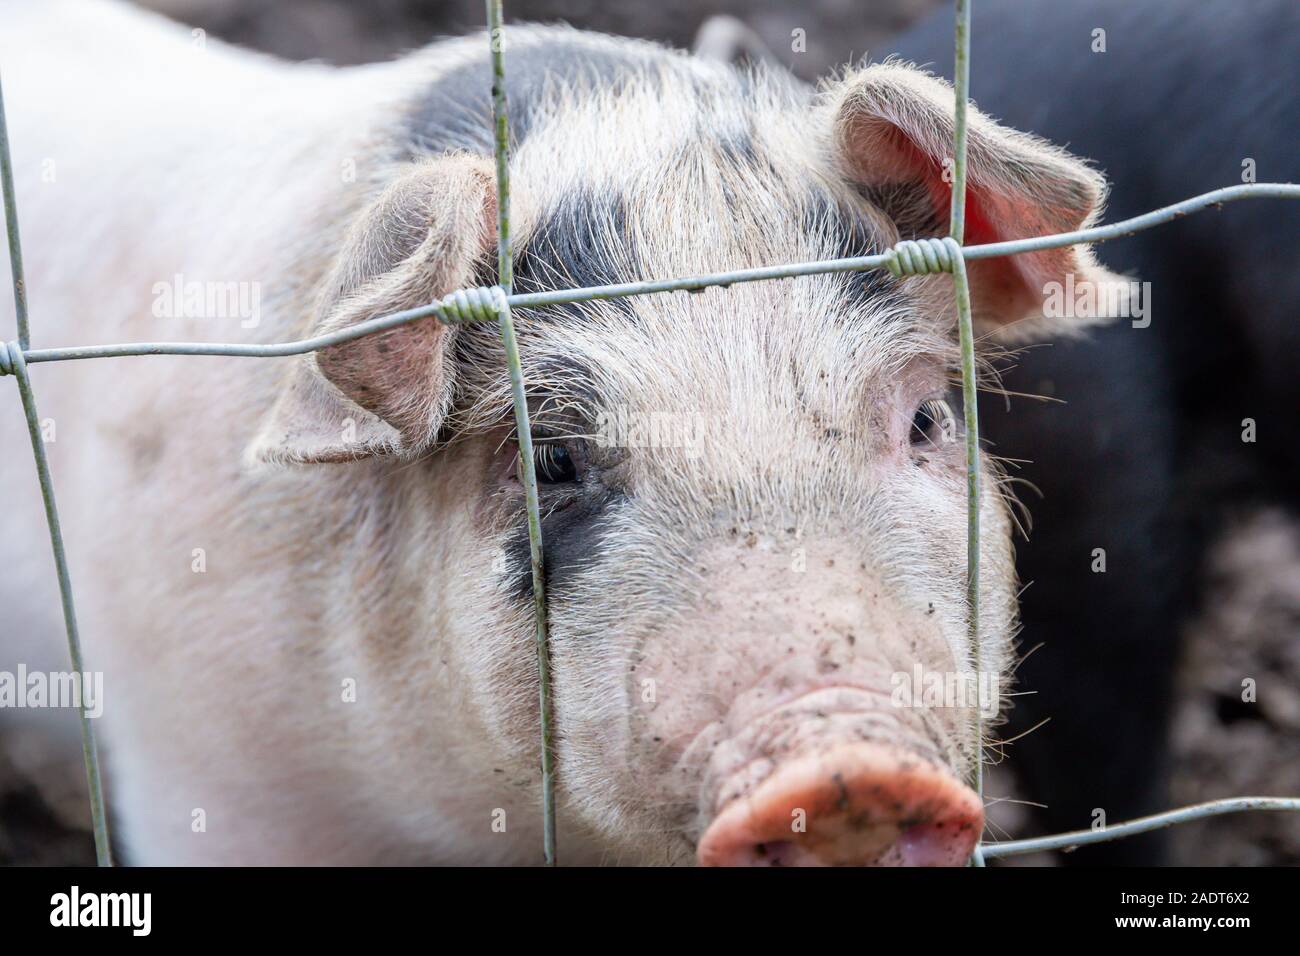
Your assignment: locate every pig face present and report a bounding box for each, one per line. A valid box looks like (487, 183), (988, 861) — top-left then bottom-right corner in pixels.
(249, 41), (1125, 865)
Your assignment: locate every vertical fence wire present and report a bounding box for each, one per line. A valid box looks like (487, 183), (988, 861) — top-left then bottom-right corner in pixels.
(0, 72), (113, 866)
(0, 73), (29, 352)
(944, 0), (986, 864)
(485, 0), (557, 866)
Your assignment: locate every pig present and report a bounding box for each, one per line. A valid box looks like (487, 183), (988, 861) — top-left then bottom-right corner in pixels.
(0, 0), (1127, 865)
(892, 0), (1300, 864)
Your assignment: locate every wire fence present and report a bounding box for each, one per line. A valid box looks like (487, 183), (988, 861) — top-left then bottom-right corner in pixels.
(2, 0), (1299, 868)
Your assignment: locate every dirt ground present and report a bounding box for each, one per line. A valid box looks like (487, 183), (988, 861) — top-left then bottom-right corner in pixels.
(1166, 509), (1300, 865)
(982, 508), (1300, 866)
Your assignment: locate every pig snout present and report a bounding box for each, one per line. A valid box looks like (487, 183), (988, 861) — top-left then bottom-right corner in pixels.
(634, 539), (989, 866)
(697, 742), (982, 866)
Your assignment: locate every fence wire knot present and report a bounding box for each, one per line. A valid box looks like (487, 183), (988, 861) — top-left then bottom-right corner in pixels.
(438, 285), (508, 324)
(886, 236), (964, 278)
(0, 339), (23, 377)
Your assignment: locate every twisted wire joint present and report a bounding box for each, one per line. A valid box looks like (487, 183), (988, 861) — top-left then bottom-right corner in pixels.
(437, 285), (509, 324)
(885, 236), (964, 277)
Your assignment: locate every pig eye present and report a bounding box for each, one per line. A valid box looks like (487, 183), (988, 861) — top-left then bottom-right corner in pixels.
(911, 398), (955, 446)
(522, 441), (580, 485)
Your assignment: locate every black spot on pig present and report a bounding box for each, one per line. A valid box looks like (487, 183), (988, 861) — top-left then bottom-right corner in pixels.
(506, 189), (639, 321)
(403, 33), (676, 159)
(854, 181), (946, 242)
(501, 491), (623, 603)
(532, 353), (603, 414)
(715, 125), (761, 170)
(800, 191), (903, 310)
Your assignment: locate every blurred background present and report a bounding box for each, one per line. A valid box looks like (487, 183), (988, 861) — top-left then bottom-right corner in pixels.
(139, 0), (943, 78)
(2, 0), (1296, 866)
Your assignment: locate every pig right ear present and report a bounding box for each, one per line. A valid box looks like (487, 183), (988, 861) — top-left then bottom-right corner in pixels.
(828, 62), (1130, 340)
(245, 156), (496, 467)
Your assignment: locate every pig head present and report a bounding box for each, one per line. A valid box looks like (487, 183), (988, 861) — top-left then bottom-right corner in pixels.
(227, 35), (1126, 865)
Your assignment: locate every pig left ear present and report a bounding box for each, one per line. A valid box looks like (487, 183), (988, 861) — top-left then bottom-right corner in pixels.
(245, 156), (497, 468)
(829, 62), (1129, 340)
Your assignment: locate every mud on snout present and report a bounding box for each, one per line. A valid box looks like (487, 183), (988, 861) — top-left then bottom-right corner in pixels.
(617, 536), (996, 867)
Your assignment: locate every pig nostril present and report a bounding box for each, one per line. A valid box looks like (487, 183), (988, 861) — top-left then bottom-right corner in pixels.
(749, 839), (826, 866)
(898, 820), (967, 867)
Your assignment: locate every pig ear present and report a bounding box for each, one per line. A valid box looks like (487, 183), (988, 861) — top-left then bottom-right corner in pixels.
(245, 156), (496, 467)
(830, 63), (1129, 339)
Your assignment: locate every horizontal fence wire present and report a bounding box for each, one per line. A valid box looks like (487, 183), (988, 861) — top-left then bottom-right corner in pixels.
(979, 797), (1300, 860)
(7, 183), (1295, 370)
(1, 0), (1298, 867)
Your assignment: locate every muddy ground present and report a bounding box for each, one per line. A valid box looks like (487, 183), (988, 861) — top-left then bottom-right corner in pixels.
(983, 508), (1300, 866)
